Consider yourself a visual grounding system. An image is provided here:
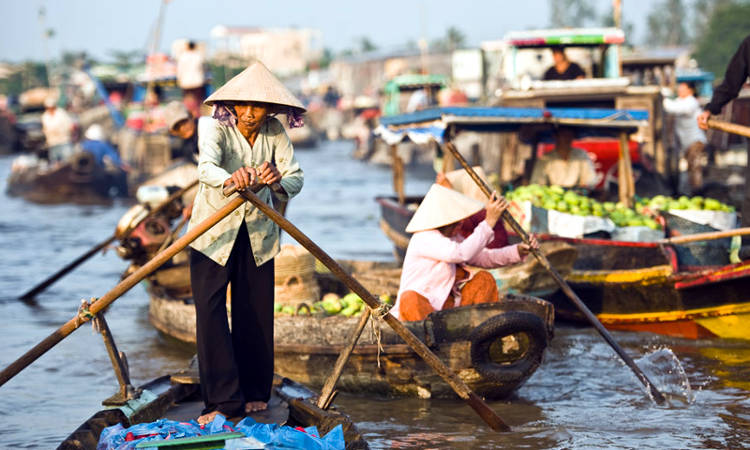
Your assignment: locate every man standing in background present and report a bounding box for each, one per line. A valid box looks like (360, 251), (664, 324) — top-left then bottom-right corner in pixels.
(177, 41), (206, 118)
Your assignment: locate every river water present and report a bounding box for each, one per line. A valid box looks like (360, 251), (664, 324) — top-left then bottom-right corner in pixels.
(1, 141), (750, 449)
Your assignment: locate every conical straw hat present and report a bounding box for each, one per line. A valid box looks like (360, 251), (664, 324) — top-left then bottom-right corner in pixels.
(405, 184), (485, 233)
(204, 60), (306, 113)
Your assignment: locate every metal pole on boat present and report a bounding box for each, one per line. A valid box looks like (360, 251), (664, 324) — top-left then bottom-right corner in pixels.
(225, 184), (512, 432)
(443, 141), (668, 405)
(18, 180), (199, 301)
(0, 191), (247, 388)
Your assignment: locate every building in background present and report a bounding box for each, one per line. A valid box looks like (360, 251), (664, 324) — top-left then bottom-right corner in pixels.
(209, 25), (322, 77)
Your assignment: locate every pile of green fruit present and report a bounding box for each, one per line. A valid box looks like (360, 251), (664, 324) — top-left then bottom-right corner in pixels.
(638, 195), (735, 213)
(274, 292), (394, 317)
(505, 184), (661, 230)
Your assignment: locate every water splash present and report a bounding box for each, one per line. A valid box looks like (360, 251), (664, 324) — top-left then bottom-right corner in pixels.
(636, 347), (695, 406)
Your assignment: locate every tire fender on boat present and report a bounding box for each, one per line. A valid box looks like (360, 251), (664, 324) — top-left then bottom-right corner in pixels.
(469, 312), (548, 384)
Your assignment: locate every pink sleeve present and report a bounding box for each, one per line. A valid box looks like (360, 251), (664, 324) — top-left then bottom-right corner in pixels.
(468, 244), (523, 268)
(414, 221), (494, 263)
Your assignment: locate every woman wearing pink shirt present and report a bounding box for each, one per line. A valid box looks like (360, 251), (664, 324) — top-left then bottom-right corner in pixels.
(394, 184), (538, 321)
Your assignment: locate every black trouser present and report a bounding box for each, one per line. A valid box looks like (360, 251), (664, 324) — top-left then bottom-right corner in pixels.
(189, 223), (275, 417)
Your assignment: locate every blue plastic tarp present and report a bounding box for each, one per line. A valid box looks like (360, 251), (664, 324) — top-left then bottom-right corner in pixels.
(96, 415), (345, 450)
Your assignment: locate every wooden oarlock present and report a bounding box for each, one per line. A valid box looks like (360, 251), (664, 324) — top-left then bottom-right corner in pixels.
(223, 183), (511, 431)
(443, 141), (667, 405)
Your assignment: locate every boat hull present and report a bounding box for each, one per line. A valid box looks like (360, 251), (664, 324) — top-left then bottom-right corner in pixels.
(146, 272), (554, 399)
(542, 237), (750, 340)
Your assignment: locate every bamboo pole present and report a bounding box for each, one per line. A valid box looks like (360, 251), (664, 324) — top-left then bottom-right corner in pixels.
(390, 144), (405, 205)
(443, 141), (666, 405)
(660, 227), (750, 245)
(225, 184), (511, 431)
(707, 118), (750, 139)
(19, 180), (199, 300)
(618, 131), (634, 208)
(0, 194), (245, 388)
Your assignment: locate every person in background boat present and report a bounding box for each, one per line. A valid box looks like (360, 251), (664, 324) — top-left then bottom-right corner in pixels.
(530, 126), (597, 189)
(435, 168), (509, 249)
(543, 46), (586, 81)
(164, 100), (199, 162)
(697, 34), (750, 259)
(41, 96), (76, 162)
(177, 40), (206, 118)
(80, 124), (126, 169)
(394, 184), (538, 322)
(663, 82), (707, 191)
(143, 86), (167, 133)
(187, 61), (305, 425)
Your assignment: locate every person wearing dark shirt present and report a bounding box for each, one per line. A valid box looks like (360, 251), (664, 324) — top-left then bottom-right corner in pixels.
(543, 46), (586, 81)
(697, 34), (750, 258)
(165, 100), (199, 162)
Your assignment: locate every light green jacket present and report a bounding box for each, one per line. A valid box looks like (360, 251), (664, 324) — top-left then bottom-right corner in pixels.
(187, 116), (304, 266)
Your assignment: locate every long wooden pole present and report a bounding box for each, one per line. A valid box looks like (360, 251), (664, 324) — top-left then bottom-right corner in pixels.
(444, 142), (666, 404)
(660, 227), (750, 245)
(225, 184), (510, 431)
(0, 194), (245, 388)
(707, 118), (750, 139)
(317, 308), (371, 410)
(19, 180), (198, 300)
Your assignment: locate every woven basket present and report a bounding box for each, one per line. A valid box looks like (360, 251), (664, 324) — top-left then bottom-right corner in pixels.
(274, 244), (320, 306)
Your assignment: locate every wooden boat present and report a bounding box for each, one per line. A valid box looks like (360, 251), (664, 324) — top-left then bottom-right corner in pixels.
(59, 372), (368, 449)
(537, 235), (750, 340)
(6, 152), (128, 204)
(137, 257), (555, 400)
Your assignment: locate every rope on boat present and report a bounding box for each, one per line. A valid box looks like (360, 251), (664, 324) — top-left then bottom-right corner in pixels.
(368, 303), (390, 368)
(75, 298), (96, 329)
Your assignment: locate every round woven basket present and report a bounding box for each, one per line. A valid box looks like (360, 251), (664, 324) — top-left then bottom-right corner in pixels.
(274, 244), (320, 306)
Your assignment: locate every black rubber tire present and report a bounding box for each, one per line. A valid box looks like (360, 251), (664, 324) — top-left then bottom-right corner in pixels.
(469, 311), (548, 385)
(71, 151), (96, 175)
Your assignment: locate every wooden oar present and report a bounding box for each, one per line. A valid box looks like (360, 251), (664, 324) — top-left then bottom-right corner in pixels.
(0, 189), (245, 388)
(224, 183), (511, 432)
(660, 227), (750, 245)
(443, 142), (667, 405)
(707, 118), (750, 139)
(19, 180), (199, 300)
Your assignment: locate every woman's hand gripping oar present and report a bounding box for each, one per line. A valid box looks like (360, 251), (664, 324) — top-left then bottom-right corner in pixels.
(223, 182), (511, 432)
(0, 182), (261, 388)
(19, 180), (200, 301)
(443, 142), (667, 405)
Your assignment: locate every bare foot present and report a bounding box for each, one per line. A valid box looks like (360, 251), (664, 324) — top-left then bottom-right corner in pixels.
(245, 401), (268, 413)
(197, 410), (220, 425)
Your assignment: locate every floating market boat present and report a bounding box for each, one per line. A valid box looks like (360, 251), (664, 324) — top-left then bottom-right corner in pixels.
(373, 105), (652, 261)
(130, 254), (555, 400)
(7, 151), (128, 204)
(537, 235), (750, 340)
(59, 372), (368, 449)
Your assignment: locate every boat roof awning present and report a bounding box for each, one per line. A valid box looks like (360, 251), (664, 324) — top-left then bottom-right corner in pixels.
(374, 106), (649, 145)
(505, 28), (625, 48)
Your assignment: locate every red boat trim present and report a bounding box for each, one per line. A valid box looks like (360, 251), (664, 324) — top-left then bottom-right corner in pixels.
(675, 264), (750, 289)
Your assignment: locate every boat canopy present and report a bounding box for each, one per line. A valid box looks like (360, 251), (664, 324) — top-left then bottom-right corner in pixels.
(375, 106), (649, 145)
(506, 28), (625, 48)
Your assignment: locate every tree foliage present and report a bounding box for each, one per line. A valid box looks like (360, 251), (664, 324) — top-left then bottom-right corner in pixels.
(548, 0), (597, 28)
(693, 1), (750, 78)
(645, 0), (689, 46)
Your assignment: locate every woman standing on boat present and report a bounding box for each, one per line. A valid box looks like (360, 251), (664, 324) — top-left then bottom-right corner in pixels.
(187, 61), (305, 424)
